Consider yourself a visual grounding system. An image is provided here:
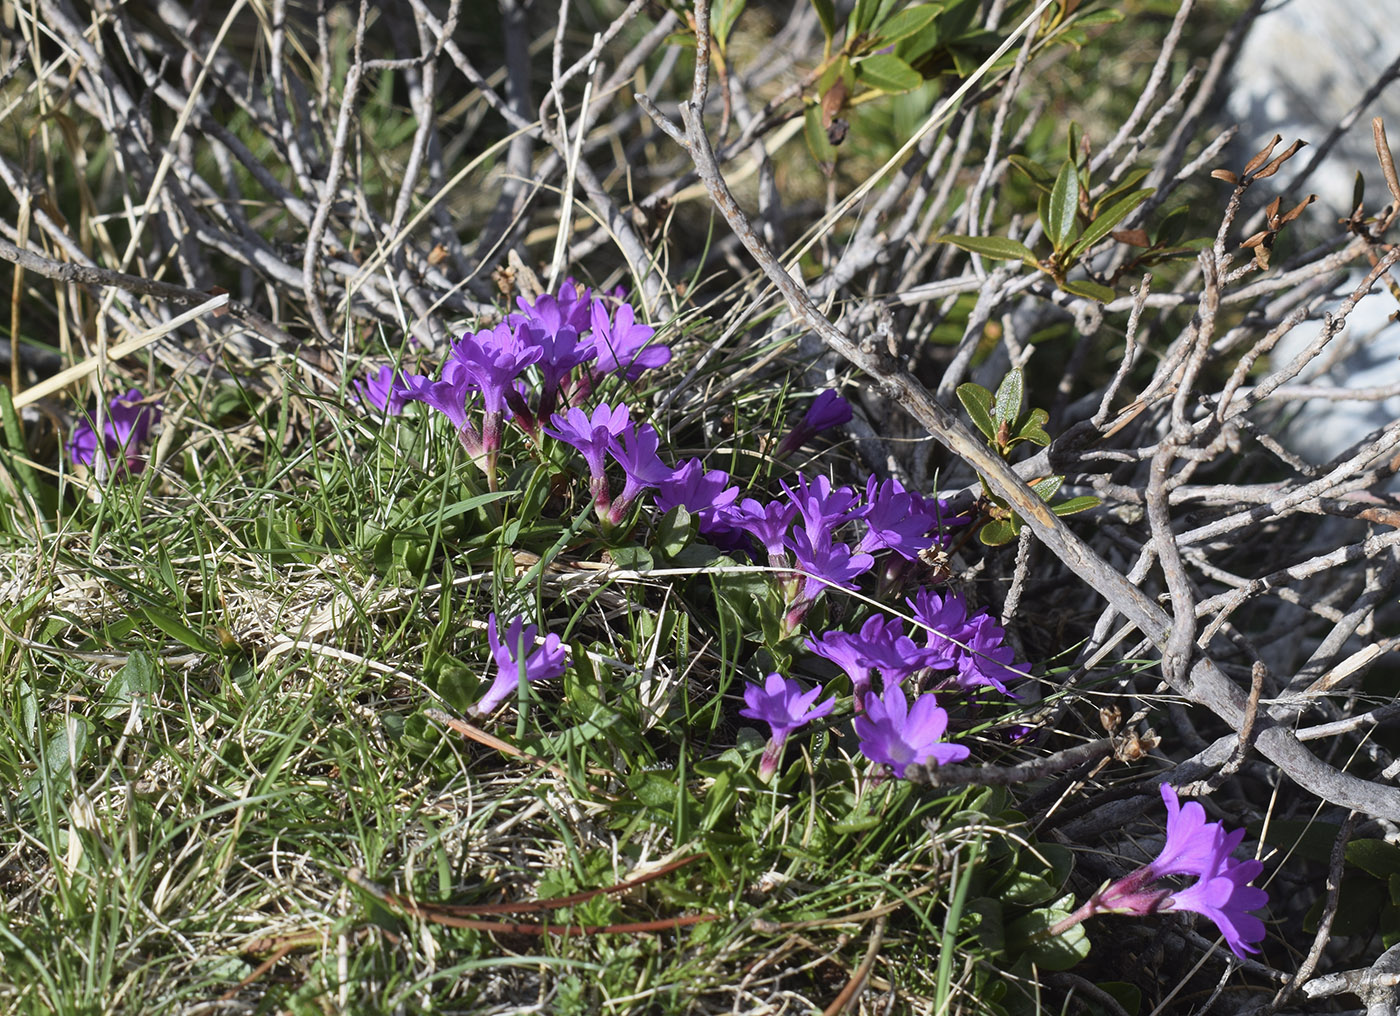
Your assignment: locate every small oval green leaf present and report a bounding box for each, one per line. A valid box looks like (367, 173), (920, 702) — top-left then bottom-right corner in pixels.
(993, 368), (1024, 428)
(956, 382), (996, 441)
(1049, 495), (1101, 516)
(1061, 278), (1117, 302)
(1047, 160), (1078, 251)
(938, 234), (1037, 264)
(854, 53), (923, 93)
(869, 3), (942, 48)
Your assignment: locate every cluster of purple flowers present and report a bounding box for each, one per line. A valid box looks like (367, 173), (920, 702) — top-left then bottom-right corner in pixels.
(352, 281), (671, 490)
(67, 388), (161, 476)
(1051, 785), (1269, 958)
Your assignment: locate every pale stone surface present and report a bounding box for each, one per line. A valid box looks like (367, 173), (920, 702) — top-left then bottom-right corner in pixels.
(1228, 0), (1400, 216)
(1228, 1), (1400, 476)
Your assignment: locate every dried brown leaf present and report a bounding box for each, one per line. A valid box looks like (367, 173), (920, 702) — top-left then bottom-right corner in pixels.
(1242, 134), (1283, 177)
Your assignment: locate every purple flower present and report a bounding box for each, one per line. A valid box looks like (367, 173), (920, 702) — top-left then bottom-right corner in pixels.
(1163, 853), (1269, 958)
(470, 612), (568, 716)
(787, 528), (874, 607)
(400, 358), (483, 452)
(451, 322), (543, 422)
(775, 389), (853, 457)
(68, 388), (162, 475)
(544, 402), (632, 516)
(858, 477), (944, 560)
(730, 497), (798, 562)
(513, 284), (593, 337)
(607, 422), (673, 522)
(957, 614), (1023, 696)
(353, 365), (417, 415)
(655, 458), (740, 534)
(804, 389), (853, 431)
(853, 686), (969, 778)
(1149, 783), (1226, 880)
(805, 613), (938, 706)
(780, 474), (861, 545)
(739, 672), (836, 780)
(527, 324), (595, 418)
(1049, 784), (1269, 959)
(591, 300), (669, 380)
(906, 588), (1022, 692)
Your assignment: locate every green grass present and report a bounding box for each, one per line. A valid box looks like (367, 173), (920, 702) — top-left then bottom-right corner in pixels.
(0, 306), (1093, 1013)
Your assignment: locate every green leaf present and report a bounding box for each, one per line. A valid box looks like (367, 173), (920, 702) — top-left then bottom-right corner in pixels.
(803, 103), (837, 174)
(956, 382), (996, 441)
(869, 3), (942, 47)
(43, 717), (90, 782)
(1030, 475), (1064, 501)
(1093, 167), (1151, 215)
(1014, 408), (1051, 447)
(1070, 188), (1154, 259)
(854, 53), (923, 93)
(851, 0), (877, 34)
(1349, 840), (1400, 880)
(1046, 160), (1078, 251)
(712, 0), (747, 51)
(608, 545), (654, 571)
(141, 606), (219, 655)
(978, 519), (1016, 546)
(1067, 123), (1084, 167)
(938, 234), (1037, 264)
(1049, 495), (1100, 517)
(810, 0), (837, 42)
(104, 651), (156, 719)
(1155, 205), (1190, 248)
(993, 368), (1023, 428)
(1069, 9), (1125, 28)
(1008, 154), (1056, 193)
(656, 506), (693, 559)
(1007, 894), (1091, 970)
(0, 385), (41, 501)
(1061, 278), (1117, 302)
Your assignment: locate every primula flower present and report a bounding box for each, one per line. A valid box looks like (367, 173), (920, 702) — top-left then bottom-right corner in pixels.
(786, 528), (874, 613)
(400, 358), (483, 453)
(545, 402), (632, 517)
(907, 588), (1022, 694)
(730, 497), (798, 563)
(606, 422), (673, 523)
(68, 388), (162, 475)
(739, 672), (835, 781)
(513, 285), (593, 337)
(853, 685), (968, 778)
(591, 300), (669, 380)
(858, 477), (945, 560)
(654, 458), (740, 534)
(470, 612), (568, 716)
(526, 324), (594, 419)
(780, 474), (861, 546)
(352, 365), (417, 415)
(806, 613), (939, 708)
(451, 321), (542, 462)
(1049, 784), (1269, 959)
(775, 389), (853, 457)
